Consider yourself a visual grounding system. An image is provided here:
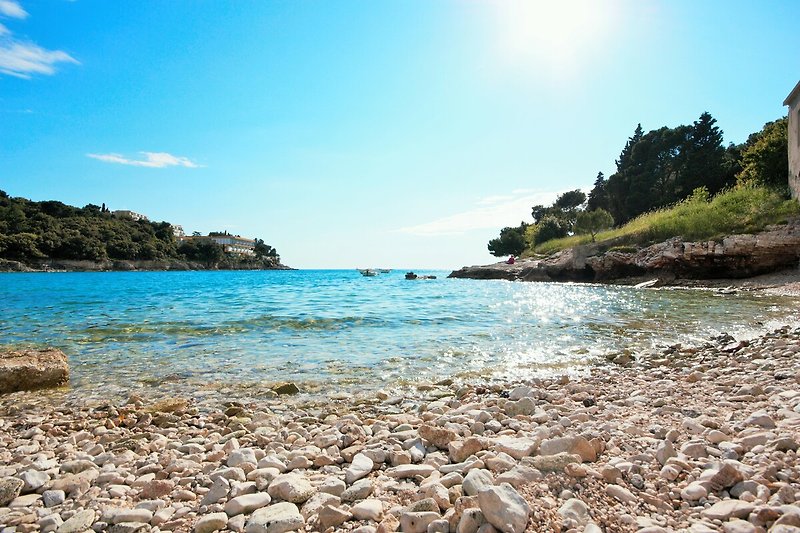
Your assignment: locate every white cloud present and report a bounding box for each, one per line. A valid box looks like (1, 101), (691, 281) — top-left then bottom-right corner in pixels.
(0, 41), (78, 78)
(0, 1), (78, 78)
(87, 152), (202, 169)
(0, 0), (27, 19)
(397, 189), (562, 237)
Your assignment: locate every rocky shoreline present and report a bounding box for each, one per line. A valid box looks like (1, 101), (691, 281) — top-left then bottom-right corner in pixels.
(449, 221), (800, 286)
(0, 259), (293, 273)
(2, 327), (800, 533)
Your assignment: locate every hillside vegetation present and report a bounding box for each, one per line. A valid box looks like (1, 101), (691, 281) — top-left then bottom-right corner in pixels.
(0, 191), (281, 268)
(488, 114), (793, 258)
(534, 185), (800, 255)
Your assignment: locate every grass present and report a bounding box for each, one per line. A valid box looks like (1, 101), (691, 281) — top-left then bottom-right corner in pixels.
(532, 185), (800, 255)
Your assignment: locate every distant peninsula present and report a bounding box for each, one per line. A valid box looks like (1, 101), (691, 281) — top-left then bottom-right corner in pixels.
(0, 190), (290, 272)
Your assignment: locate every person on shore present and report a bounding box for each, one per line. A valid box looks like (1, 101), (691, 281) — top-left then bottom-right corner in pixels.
(507, 255), (516, 265)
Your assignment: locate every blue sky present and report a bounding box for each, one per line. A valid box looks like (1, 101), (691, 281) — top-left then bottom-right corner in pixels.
(1, 0), (798, 269)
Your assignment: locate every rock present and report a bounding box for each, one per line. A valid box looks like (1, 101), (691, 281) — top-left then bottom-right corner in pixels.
(386, 464), (436, 479)
(457, 508), (486, 533)
(108, 524), (151, 533)
(194, 513), (228, 533)
(345, 453), (374, 484)
(419, 424), (459, 450)
(225, 493), (272, 516)
(267, 474), (316, 504)
(246, 502), (304, 533)
(450, 438), (484, 463)
(525, 452), (581, 472)
(494, 438), (538, 460)
(681, 482), (708, 501)
(708, 463), (744, 492)
(558, 499), (590, 528)
(538, 436), (597, 462)
(722, 520), (756, 533)
(495, 465), (542, 487)
(504, 397), (536, 417)
(477, 483), (530, 533)
(140, 479), (174, 499)
(400, 511), (440, 533)
(112, 509), (153, 524)
(42, 489), (66, 507)
(19, 470), (49, 492)
(56, 509), (96, 533)
(0, 348), (69, 393)
(341, 479), (374, 502)
(228, 448), (258, 468)
(701, 500), (755, 521)
(463, 469), (494, 496)
(0, 477), (24, 506)
(272, 383), (300, 395)
(202, 476), (231, 506)
(318, 505), (352, 529)
(606, 484), (637, 504)
(351, 499), (384, 521)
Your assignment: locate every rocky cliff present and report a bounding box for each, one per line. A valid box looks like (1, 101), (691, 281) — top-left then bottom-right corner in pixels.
(449, 219), (800, 283)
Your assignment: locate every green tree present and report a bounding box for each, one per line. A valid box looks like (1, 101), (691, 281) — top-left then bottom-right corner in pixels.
(586, 172), (608, 212)
(737, 117), (789, 193)
(488, 224), (528, 257)
(574, 209), (614, 242)
(533, 216), (568, 244)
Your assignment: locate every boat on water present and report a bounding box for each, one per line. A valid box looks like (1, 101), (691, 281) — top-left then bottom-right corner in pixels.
(378, 269), (391, 273)
(358, 269), (378, 277)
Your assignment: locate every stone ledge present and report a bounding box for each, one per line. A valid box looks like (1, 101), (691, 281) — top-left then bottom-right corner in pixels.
(0, 348), (69, 394)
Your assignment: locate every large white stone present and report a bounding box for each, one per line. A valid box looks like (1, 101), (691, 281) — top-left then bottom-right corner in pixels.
(195, 512), (228, 533)
(477, 483), (530, 533)
(246, 502), (304, 533)
(225, 492), (272, 516)
(267, 474), (316, 504)
(463, 469), (494, 496)
(345, 453), (374, 484)
(351, 499), (384, 521)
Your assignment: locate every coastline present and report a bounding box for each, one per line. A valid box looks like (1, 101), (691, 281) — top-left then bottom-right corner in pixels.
(2, 326), (799, 532)
(0, 258), (294, 273)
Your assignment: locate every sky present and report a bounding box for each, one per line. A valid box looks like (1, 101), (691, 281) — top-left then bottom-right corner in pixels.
(1, 1), (798, 269)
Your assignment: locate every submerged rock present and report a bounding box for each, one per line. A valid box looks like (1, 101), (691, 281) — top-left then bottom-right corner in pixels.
(0, 348), (69, 393)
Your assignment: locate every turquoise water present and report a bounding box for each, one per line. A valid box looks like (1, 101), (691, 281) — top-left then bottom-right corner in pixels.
(0, 270), (797, 399)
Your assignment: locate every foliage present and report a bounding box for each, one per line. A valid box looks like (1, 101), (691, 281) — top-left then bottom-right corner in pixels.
(533, 216), (569, 244)
(737, 117), (789, 192)
(488, 224), (528, 257)
(535, 185), (800, 254)
(574, 209), (614, 242)
(0, 191), (280, 267)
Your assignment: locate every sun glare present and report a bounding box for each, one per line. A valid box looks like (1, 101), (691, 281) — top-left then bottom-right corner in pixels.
(490, 0), (620, 77)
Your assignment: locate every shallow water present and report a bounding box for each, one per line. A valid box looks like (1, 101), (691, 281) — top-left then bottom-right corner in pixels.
(0, 270), (797, 401)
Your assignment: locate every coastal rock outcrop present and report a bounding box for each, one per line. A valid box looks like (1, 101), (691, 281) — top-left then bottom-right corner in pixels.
(449, 219), (800, 283)
(0, 348), (69, 394)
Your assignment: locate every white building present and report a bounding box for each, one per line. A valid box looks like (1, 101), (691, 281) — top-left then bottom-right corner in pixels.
(172, 225), (185, 238)
(207, 235), (256, 256)
(112, 210), (149, 222)
(784, 80), (800, 199)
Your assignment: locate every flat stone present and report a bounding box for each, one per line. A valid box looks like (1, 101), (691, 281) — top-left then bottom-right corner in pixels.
(42, 490), (66, 508)
(449, 438), (484, 463)
(267, 474), (316, 504)
(19, 470), (49, 492)
(558, 498), (590, 528)
(701, 500), (755, 521)
(113, 509), (153, 524)
(246, 502), (304, 533)
(0, 348), (69, 393)
(386, 464), (435, 479)
(494, 437), (539, 460)
(56, 509), (96, 533)
(606, 484), (637, 504)
(538, 436), (597, 462)
(195, 512), (228, 533)
(524, 452), (581, 472)
(225, 493), (272, 516)
(228, 448), (258, 468)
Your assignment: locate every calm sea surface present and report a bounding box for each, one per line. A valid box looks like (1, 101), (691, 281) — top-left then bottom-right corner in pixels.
(1, 270), (797, 401)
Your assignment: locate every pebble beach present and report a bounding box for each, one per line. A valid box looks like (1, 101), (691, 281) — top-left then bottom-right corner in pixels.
(1, 323), (800, 533)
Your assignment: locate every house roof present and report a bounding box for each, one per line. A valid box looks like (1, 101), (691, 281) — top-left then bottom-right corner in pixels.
(784, 80), (800, 106)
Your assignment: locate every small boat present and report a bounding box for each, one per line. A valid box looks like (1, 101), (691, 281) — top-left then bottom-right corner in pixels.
(378, 269), (391, 273)
(358, 269), (378, 277)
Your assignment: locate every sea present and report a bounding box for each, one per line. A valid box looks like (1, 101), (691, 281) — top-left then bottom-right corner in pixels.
(1, 269), (798, 403)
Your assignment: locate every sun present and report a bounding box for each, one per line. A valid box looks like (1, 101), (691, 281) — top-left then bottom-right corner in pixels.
(489, 0), (621, 76)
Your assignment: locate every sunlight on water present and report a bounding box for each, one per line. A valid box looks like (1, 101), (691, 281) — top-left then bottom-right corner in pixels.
(1, 270), (798, 401)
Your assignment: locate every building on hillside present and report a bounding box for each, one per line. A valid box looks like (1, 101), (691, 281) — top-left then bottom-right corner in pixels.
(112, 210), (149, 222)
(208, 235), (256, 256)
(172, 225), (185, 238)
(785, 80), (800, 199)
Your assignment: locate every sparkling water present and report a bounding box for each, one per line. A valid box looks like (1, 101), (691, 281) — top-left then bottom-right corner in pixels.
(1, 270), (796, 400)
